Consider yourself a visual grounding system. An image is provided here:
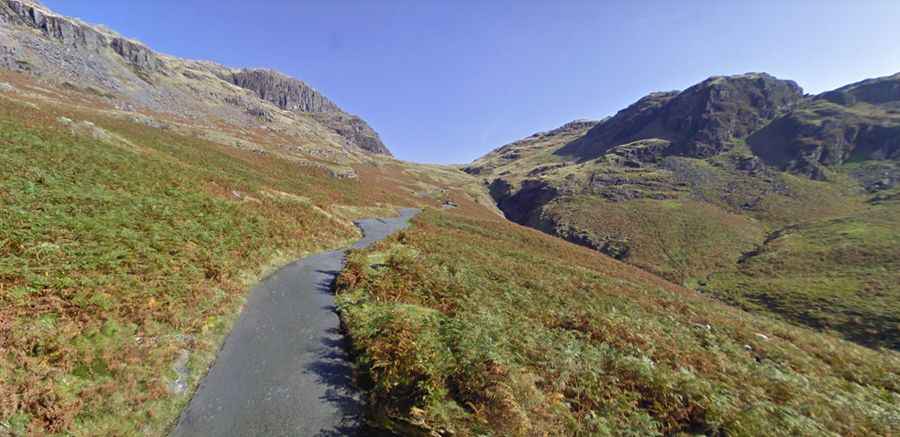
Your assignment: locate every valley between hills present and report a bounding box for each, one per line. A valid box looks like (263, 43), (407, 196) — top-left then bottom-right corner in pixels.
(0, 1), (898, 436)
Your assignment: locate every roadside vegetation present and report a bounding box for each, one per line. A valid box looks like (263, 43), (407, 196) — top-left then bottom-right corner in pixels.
(337, 208), (900, 436)
(0, 95), (356, 435)
(0, 84), (478, 435)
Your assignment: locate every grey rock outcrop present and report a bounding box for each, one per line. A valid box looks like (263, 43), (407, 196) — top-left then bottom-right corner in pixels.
(0, 0), (392, 156)
(313, 111), (392, 155)
(110, 37), (163, 74)
(226, 69), (340, 113)
(525, 119), (602, 141)
(750, 74), (900, 178)
(3, 0), (107, 51)
(824, 73), (900, 107)
(2, 0), (163, 75)
(224, 69), (391, 155)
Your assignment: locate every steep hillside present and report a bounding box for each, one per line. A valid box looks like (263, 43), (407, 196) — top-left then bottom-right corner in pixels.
(467, 72), (900, 349)
(0, 69), (490, 435)
(0, 4), (488, 430)
(336, 208), (899, 436)
(705, 196), (900, 350)
(0, 0), (390, 156)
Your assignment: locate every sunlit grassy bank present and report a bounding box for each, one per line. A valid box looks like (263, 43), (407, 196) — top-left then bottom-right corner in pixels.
(338, 208), (900, 436)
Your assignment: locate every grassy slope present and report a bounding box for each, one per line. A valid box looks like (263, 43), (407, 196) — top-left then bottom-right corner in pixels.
(2, 66), (897, 436)
(543, 196), (766, 283)
(515, 160), (900, 351)
(470, 129), (897, 350)
(337, 208), (900, 436)
(523, 149), (864, 284)
(0, 81), (479, 435)
(0, 97), (355, 435)
(705, 198), (900, 350)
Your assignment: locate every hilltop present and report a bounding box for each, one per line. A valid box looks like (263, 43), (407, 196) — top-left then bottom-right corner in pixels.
(466, 72), (900, 349)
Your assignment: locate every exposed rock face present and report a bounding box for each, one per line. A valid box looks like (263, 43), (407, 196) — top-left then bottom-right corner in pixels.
(488, 178), (558, 225)
(607, 139), (673, 165)
(0, 0), (392, 156)
(3, 0), (107, 51)
(547, 72), (900, 180)
(751, 75), (900, 178)
(226, 69), (340, 113)
(821, 73), (900, 107)
(530, 119), (602, 139)
(558, 73), (803, 160)
(2, 0), (162, 74)
(750, 108), (900, 179)
(556, 91), (678, 160)
(110, 37), (163, 74)
(224, 69), (390, 155)
(312, 111), (392, 155)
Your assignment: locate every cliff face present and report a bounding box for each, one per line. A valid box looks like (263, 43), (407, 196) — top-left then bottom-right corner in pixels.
(1, 0), (162, 73)
(0, 0), (391, 156)
(3, 0), (108, 49)
(537, 72), (900, 180)
(110, 37), (164, 74)
(312, 111), (392, 155)
(226, 69), (340, 113)
(750, 75), (900, 178)
(224, 69), (391, 155)
(822, 73), (900, 106)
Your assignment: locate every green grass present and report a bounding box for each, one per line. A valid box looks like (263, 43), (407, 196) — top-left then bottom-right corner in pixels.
(337, 209), (900, 436)
(544, 196), (766, 284)
(0, 100), (363, 435)
(3, 69), (898, 436)
(472, 134), (894, 354)
(705, 203), (900, 350)
(0, 82), (497, 435)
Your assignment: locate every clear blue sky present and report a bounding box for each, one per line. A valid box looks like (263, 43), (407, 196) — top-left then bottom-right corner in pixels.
(43, 0), (900, 164)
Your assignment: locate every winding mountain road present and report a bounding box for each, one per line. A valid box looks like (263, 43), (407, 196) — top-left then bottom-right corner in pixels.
(171, 208), (420, 437)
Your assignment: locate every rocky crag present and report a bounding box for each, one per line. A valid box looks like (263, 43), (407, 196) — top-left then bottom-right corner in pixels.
(558, 73), (804, 160)
(0, 0), (391, 155)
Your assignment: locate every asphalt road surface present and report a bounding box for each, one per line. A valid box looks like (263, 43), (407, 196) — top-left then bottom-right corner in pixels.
(171, 208), (420, 437)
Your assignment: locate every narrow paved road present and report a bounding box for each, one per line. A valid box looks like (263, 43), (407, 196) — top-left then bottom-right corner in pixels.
(172, 208), (420, 437)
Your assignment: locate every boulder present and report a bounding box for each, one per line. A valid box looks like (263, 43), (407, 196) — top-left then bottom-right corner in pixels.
(600, 239), (631, 260)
